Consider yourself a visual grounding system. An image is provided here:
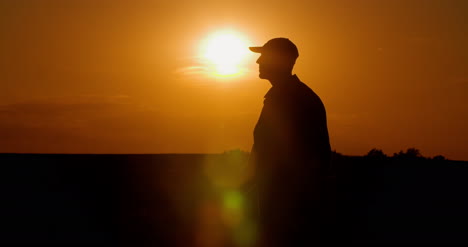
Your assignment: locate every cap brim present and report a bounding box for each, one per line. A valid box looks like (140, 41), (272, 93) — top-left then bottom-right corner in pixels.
(249, 46), (263, 53)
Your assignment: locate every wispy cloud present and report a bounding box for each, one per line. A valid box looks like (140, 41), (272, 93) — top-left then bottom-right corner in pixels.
(0, 95), (140, 129)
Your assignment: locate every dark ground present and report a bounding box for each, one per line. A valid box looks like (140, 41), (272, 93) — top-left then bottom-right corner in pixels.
(1, 153), (467, 246)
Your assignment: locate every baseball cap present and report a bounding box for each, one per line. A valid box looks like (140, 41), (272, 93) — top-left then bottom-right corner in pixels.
(249, 38), (299, 59)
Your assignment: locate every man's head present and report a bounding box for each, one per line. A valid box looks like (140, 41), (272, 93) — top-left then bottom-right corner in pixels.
(249, 38), (299, 80)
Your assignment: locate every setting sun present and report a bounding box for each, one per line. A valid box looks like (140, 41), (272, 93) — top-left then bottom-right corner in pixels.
(200, 30), (251, 77)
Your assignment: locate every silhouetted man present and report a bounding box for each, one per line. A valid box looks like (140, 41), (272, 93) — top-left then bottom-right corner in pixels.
(249, 38), (331, 247)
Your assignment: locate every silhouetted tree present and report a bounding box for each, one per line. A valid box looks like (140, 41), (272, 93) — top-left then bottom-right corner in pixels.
(432, 155), (446, 161)
(393, 148), (425, 160)
(406, 148), (422, 158)
(366, 148), (387, 159)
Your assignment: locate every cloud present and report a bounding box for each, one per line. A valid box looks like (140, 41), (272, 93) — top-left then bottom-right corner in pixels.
(176, 65), (211, 77)
(0, 94), (130, 114)
(0, 94), (169, 153)
(0, 94), (258, 153)
(0, 94), (148, 130)
(174, 55), (253, 81)
(0, 95), (166, 136)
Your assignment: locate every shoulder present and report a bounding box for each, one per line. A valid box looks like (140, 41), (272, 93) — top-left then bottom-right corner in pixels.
(294, 80), (326, 112)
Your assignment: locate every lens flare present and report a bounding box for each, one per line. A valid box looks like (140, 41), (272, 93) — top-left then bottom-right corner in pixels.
(199, 152), (257, 247)
(223, 190), (243, 211)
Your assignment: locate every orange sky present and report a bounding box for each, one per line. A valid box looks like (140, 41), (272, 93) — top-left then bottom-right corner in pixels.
(1, 0), (467, 160)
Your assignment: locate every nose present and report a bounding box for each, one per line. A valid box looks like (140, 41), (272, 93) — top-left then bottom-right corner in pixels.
(256, 55), (262, 64)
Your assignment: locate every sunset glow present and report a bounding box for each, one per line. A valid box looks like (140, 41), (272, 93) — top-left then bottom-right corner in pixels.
(200, 30), (250, 77)
(1, 1), (467, 160)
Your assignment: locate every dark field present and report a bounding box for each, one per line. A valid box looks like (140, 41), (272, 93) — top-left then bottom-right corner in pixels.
(1, 153), (468, 246)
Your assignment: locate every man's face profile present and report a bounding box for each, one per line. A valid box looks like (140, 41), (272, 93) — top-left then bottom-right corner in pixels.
(256, 52), (279, 80)
(256, 51), (295, 80)
(256, 53), (272, 79)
